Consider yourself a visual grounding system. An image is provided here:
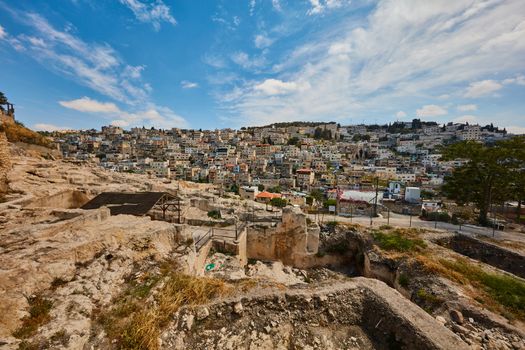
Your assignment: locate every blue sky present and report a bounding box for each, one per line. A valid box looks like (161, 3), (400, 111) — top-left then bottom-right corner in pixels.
(0, 0), (524, 133)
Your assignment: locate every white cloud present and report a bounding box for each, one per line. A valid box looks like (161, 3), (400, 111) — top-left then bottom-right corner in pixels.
(233, 16), (240, 27)
(219, 0), (525, 126)
(202, 54), (227, 69)
(272, 0), (282, 12)
(59, 97), (120, 113)
(454, 115), (477, 123)
(416, 105), (447, 118)
(118, 0), (176, 31)
(5, 13), (151, 104)
(122, 106), (188, 129)
(464, 80), (502, 98)
(506, 125), (525, 134)
(231, 51), (266, 70)
(59, 97), (188, 129)
(123, 65), (145, 79)
(307, 0), (346, 15)
(457, 104), (477, 111)
(254, 79), (307, 95)
(181, 80), (199, 89)
(502, 75), (525, 86)
(33, 123), (70, 131)
(396, 111), (407, 118)
(249, 0), (256, 16)
(254, 34), (273, 49)
(0, 24), (6, 39)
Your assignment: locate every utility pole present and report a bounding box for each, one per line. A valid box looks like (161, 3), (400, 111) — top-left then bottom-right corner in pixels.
(373, 177), (379, 217)
(369, 177), (379, 227)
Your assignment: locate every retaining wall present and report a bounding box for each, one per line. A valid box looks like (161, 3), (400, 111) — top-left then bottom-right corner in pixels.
(438, 234), (525, 279)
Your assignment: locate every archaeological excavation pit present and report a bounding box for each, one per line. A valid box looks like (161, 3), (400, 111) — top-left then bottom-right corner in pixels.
(163, 278), (467, 350)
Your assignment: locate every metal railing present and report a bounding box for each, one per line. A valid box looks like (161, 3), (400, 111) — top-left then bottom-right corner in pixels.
(193, 221), (248, 252)
(211, 222), (246, 241)
(194, 228), (213, 251)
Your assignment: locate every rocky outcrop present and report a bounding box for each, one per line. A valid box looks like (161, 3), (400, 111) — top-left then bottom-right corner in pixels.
(0, 207), (183, 347)
(0, 132), (10, 194)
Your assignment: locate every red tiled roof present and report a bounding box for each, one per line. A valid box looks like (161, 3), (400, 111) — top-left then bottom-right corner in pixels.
(256, 191), (282, 199)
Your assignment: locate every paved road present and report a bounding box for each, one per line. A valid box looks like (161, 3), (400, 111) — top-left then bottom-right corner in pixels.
(307, 211), (524, 242)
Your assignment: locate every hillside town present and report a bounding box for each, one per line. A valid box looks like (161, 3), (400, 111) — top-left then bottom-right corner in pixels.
(46, 120), (511, 219)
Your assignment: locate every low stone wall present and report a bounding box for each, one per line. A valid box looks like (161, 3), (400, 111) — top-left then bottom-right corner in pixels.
(437, 234), (525, 279)
(358, 278), (468, 350)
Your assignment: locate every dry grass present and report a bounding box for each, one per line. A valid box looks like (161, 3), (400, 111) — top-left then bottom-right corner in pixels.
(415, 254), (467, 283)
(416, 254), (525, 321)
(477, 236), (525, 252)
(98, 271), (231, 350)
(12, 295), (53, 339)
(0, 121), (51, 148)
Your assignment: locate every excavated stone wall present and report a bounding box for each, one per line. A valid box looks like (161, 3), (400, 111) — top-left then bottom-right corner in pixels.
(26, 189), (90, 209)
(246, 207), (319, 267)
(438, 234), (525, 278)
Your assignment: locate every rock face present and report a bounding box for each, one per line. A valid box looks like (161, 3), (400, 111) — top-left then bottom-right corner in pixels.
(0, 208), (181, 345)
(0, 132), (11, 194)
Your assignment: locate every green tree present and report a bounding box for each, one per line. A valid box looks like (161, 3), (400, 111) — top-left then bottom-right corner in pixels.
(498, 136), (525, 223)
(0, 92), (8, 110)
(309, 189), (324, 205)
(0, 91), (9, 105)
(287, 137), (299, 146)
(440, 139), (522, 225)
(323, 198), (337, 208)
(270, 197), (287, 208)
(229, 184), (239, 194)
(268, 185), (282, 193)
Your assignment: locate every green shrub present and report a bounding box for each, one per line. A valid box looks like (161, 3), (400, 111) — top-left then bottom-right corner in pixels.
(326, 220), (338, 228)
(398, 273), (410, 288)
(207, 210), (221, 219)
(372, 230), (426, 252)
(325, 241), (350, 255)
(423, 211), (452, 223)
